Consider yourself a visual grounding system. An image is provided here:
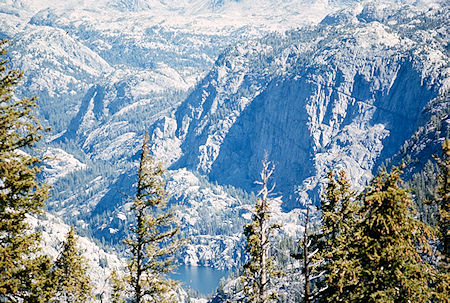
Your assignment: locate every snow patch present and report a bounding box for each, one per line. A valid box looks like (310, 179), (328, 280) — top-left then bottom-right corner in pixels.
(42, 148), (87, 184)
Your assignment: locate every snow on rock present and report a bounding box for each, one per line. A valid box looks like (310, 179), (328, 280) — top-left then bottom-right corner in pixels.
(149, 116), (183, 165)
(166, 168), (247, 269)
(9, 26), (111, 98)
(3, 0), (448, 282)
(165, 168), (304, 269)
(27, 213), (124, 301)
(42, 147), (87, 184)
(97, 132), (137, 161)
(171, 0), (448, 209)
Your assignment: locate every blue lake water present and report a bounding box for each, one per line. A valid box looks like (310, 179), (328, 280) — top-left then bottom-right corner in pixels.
(170, 265), (232, 295)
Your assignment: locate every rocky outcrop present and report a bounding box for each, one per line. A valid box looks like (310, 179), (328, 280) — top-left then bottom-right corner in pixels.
(170, 2), (448, 208)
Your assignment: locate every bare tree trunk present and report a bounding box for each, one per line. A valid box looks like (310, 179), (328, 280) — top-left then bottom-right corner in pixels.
(260, 208), (267, 303)
(258, 160), (271, 303)
(243, 157), (281, 303)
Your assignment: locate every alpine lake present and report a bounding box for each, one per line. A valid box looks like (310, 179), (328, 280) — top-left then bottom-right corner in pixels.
(170, 265), (233, 296)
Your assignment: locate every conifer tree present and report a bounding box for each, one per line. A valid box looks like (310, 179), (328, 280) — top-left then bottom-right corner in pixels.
(302, 206), (311, 303)
(432, 138), (450, 301)
(109, 269), (126, 303)
(434, 138), (450, 261)
(320, 170), (356, 244)
(51, 226), (93, 303)
(297, 205), (315, 303)
(125, 132), (181, 303)
(290, 200), (322, 303)
(241, 158), (282, 303)
(315, 170), (358, 302)
(330, 167), (435, 302)
(0, 40), (53, 302)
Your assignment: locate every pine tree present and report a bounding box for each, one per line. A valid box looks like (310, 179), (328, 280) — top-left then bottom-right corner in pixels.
(310, 170), (357, 302)
(432, 138), (450, 301)
(290, 200), (322, 303)
(434, 138), (450, 262)
(125, 132), (181, 303)
(241, 158), (282, 303)
(321, 170), (356, 244)
(408, 160), (440, 226)
(298, 205), (314, 303)
(110, 269), (126, 303)
(51, 226), (93, 303)
(315, 170), (358, 302)
(0, 39), (53, 302)
(330, 167), (435, 302)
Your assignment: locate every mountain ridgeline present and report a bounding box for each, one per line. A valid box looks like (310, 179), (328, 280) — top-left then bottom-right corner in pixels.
(54, 1), (449, 270)
(1, 0), (448, 276)
(167, 2), (448, 209)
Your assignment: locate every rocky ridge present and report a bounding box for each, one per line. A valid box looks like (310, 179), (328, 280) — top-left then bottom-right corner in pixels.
(2, 0), (448, 282)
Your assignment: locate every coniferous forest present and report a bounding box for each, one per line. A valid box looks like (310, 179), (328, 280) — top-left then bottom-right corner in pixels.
(1, 0), (450, 302)
(1, 37), (449, 302)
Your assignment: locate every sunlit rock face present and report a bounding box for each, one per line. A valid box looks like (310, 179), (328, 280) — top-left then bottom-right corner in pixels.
(2, 0), (448, 271)
(172, 2), (447, 208)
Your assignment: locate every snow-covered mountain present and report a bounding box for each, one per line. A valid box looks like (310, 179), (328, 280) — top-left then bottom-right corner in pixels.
(1, 0), (351, 267)
(27, 213), (124, 300)
(169, 1), (449, 209)
(156, 0), (448, 266)
(2, 0), (448, 283)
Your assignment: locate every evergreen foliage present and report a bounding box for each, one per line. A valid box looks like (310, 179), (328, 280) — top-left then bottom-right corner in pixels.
(125, 132), (182, 303)
(0, 39), (53, 302)
(51, 226), (93, 303)
(327, 167), (436, 302)
(291, 201), (323, 303)
(241, 159), (282, 303)
(408, 160), (440, 226)
(110, 269), (126, 303)
(434, 139), (450, 262)
(315, 170), (358, 302)
(432, 139), (450, 301)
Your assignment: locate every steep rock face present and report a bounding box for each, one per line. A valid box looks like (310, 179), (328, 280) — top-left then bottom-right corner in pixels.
(386, 93), (449, 177)
(4, 0), (448, 273)
(171, 2), (448, 208)
(58, 69), (187, 162)
(6, 25), (112, 132)
(1, 0), (353, 271)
